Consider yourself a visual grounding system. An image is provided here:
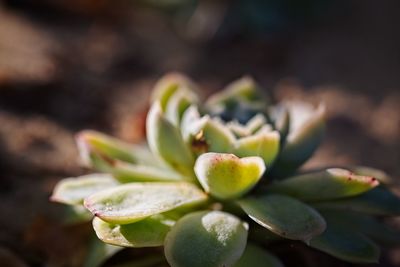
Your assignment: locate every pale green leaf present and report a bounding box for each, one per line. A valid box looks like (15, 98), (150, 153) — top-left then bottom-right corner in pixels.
(164, 211), (248, 267)
(194, 153), (265, 199)
(51, 173), (118, 205)
(201, 117), (236, 153)
(272, 102), (325, 175)
(111, 161), (186, 183)
(146, 102), (195, 178)
(150, 73), (196, 110)
(268, 168), (379, 201)
(165, 89), (198, 126)
(84, 182), (207, 224)
(206, 76), (260, 108)
(233, 130), (280, 167)
(238, 194), (326, 242)
(92, 215), (174, 247)
(76, 130), (138, 166)
(233, 243), (284, 267)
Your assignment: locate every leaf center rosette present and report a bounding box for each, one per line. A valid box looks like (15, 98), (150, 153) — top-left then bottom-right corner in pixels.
(51, 73), (400, 267)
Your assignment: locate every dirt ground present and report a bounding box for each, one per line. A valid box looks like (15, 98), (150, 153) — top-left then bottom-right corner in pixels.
(0, 1), (399, 266)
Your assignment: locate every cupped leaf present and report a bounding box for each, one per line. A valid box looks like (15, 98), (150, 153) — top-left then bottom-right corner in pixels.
(165, 89), (198, 126)
(84, 182), (207, 224)
(164, 211), (248, 267)
(200, 117), (237, 153)
(111, 161), (186, 183)
(233, 243), (284, 267)
(310, 223), (380, 263)
(226, 114), (267, 138)
(150, 73), (196, 110)
(194, 153), (265, 199)
(146, 102), (195, 177)
(313, 187), (400, 216)
(233, 130), (280, 167)
(268, 168), (379, 201)
(271, 102), (325, 175)
(76, 130), (141, 166)
(238, 194), (326, 242)
(92, 215), (174, 247)
(51, 173), (118, 205)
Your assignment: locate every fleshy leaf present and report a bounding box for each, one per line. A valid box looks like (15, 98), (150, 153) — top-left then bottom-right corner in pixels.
(150, 73), (196, 110)
(194, 153), (265, 199)
(84, 182), (207, 224)
(268, 168), (379, 201)
(233, 243), (284, 267)
(180, 105), (203, 142)
(51, 173), (118, 205)
(272, 102), (325, 175)
(349, 166), (396, 185)
(164, 211), (248, 267)
(165, 89), (198, 126)
(146, 102), (195, 177)
(313, 187), (400, 216)
(310, 223), (380, 263)
(76, 130), (141, 166)
(227, 114), (267, 138)
(269, 104), (290, 143)
(110, 161), (186, 183)
(238, 194), (326, 242)
(233, 130), (280, 167)
(92, 215), (174, 247)
(200, 117), (236, 153)
(206, 76), (260, 107)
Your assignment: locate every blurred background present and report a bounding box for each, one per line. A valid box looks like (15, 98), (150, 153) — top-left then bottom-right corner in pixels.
(0, 0), (399, 266)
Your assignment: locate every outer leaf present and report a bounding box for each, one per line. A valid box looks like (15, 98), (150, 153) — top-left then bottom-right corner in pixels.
(268, 168), (379, 201)
(150, 73), (196, 110)
(194, 153), (265, 199)
(319, 210), (400, 246)
(233, 130), (280, 167)
(164, 211), (248, 267)
(84, 182), (207, 224)
(111, 161), (186, 183)
(310, 224), (380, 263)
(233, 243), (284, 267)
(76, 130), (140, 166)
(238, 194), (326, 242)
(272, 102), (325, 175)
(313, 187), (400, 216)
(146, 102), (195, 177)
(51, 173), (118, 205)
(349, 166), (396, 185)
(92, 215), (174, 247)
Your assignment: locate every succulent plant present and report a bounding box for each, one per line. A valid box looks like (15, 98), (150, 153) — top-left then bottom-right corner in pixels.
(51, 73), (400, 267)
